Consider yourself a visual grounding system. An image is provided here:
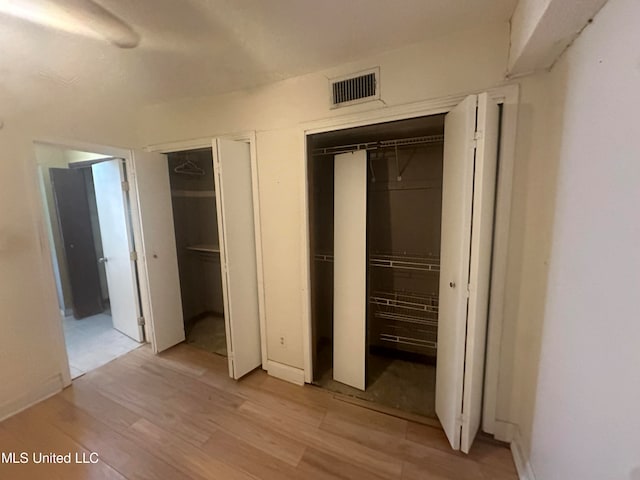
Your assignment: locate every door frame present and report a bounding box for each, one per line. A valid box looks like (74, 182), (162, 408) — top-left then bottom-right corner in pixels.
(143, 131), (268, 369)
(30, 138), (148, 388)
(299, 84), (519, 441)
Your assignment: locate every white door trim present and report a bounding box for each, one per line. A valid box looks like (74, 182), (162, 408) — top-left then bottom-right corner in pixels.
(30, 138), (146, 389)
(299, 84), (519, 439)
(143, 132), (268, 369)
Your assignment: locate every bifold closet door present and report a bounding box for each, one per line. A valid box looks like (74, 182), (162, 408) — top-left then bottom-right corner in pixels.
(213, 138), (262, 380)
(92, 159), (143, 341)
(436, 93), (499, 453)
(333, 150), (367, 390)
(133, 150), (185, 352)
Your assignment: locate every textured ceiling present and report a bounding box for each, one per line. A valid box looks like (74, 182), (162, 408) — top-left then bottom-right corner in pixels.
(0, 0), (517, 116)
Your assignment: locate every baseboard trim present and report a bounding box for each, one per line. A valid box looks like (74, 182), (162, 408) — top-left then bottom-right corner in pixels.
(0, 374), (64, 422)
(266, 360), (305, 385)
(511, 433), (536, 480)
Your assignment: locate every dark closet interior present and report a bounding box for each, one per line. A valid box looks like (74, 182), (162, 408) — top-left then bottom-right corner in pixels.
(308, 114), (445, 418)
(167, 148), (227, 356)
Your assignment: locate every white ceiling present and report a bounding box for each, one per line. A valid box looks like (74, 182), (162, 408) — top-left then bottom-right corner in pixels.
(0, 0), (516, 117)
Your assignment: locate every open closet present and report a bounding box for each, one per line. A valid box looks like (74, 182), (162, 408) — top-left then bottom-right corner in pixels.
(167, 148), (226, 356)
(309, 115), (445, 418)
(134, 138), (263, 380)
(307, 93), (500, 453)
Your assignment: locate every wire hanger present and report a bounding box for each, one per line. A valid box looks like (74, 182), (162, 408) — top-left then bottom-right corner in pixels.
(174, 159), (205, 176)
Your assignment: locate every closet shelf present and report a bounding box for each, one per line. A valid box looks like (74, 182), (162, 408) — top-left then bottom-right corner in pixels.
(314, 253), (334, 263)
(370, 291), (438, 326)
(314, 253), (440, 272)
(369, 179), (441, 192)
(311, 134), (444, 157)
(186, 244), (220, 254)
(171, 189), (215, 198)
(371, 291), (439, 355)
(370, 254), (440, 272)
(379, 333), (437, 350)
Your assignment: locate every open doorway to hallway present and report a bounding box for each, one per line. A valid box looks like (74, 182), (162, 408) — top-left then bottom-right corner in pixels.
(35, 143), (143, 379)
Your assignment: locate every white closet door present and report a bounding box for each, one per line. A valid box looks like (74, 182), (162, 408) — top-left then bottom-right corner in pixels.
(213, 138), (262, 379)
(460, 93), (499, 452)
(437, 95), (477, 450)
(92, 159), (142, 341)
(436, 93), (500, 453)
(333, 150), (367, 390)
(133, 150), (185, 353)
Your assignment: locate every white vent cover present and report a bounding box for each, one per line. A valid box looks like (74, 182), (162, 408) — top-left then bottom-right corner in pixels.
(329, 67), (380, 108)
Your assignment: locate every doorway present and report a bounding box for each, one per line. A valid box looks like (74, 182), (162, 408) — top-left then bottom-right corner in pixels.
(306, 93), (501, 453)
(36, 144), (143, 379)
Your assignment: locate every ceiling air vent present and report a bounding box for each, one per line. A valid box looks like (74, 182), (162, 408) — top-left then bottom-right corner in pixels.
(330, 67), (380, 108)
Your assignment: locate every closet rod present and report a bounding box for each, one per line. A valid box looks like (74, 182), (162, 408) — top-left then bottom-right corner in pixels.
(311, 134), (444, 157)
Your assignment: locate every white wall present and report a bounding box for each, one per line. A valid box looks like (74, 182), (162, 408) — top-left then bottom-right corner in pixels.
(508, 0), (608, 75)
(35, 144), (75, 312)
(0, 100), (140, 420)
(512, 0), (640, 478)
(509, 0), (552, 68)
(137, 22), (510, 370)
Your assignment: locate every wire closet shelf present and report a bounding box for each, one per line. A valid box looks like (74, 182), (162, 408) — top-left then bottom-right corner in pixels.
(371, 290), (439, 352)
(314, 252), (440, 273)
(311, 134), (444, 157)
(314, 252), (440, 353)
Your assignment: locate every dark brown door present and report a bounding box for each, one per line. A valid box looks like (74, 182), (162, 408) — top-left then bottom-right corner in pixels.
(51, 168), (104, 319)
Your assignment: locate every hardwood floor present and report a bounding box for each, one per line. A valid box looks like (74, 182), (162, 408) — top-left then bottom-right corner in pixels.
(0, 344), (518, 479)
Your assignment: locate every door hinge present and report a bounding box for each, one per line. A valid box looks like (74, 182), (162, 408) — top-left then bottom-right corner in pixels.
(130, 251), (138, 261)
(473, 130), (483, 147)
(121, 180), (130, 192)
(466, 283), (472, 297)
(137, 316), (145, 326)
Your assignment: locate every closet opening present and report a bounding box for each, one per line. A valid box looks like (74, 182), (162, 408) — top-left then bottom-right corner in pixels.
(167, 148), (227, 357)
(308, 114), (445, 419)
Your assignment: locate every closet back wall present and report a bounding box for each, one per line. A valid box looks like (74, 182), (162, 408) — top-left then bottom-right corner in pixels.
(168, 150), (223, 322)
(311, 156), (334, 348)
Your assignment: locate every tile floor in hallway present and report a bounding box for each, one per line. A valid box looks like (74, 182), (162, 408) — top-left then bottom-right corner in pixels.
(63, 313), (141, 378)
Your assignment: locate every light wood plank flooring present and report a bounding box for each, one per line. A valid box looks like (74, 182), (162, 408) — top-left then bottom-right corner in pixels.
(0, 344), (517, 479)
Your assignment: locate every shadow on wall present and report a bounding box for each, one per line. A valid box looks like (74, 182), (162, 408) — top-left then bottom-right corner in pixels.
(498, 61), (570, 456)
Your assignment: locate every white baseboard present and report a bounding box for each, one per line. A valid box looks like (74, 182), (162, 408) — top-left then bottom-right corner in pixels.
(511, 433), (536, 480)
(266, 360), (305, 385)
(0, 374), (64, 422)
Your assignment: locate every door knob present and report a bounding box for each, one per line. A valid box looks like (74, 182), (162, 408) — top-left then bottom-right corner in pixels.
(449, 281), (456, 288)
(98, 257), (108, 264)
